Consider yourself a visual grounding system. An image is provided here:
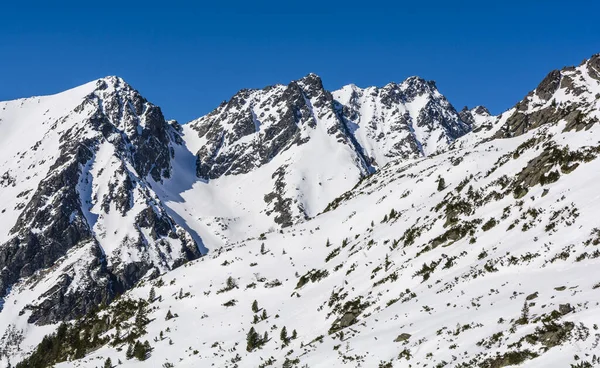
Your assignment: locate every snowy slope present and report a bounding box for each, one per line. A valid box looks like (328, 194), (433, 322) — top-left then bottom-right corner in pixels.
(47, 107), (600, 368)
(0, 77), (200, 365)
(0, 80), (99, 242)
(155, 74), (471, 248)
(4, 54), (600, 368)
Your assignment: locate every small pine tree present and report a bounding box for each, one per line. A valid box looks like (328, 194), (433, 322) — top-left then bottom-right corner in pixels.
(437, 176), (446, 191)
(133, 340), (145, 360)
(165, 310), (174, 321)
(280, 326), (288, 346)
(261, 309), (268, 320)
(519, 301), (530, 324)
(263, 331), (269, 343)
(246, 327), (260, 352)
(252, 300), (259, 313)
(253, 314), (260, 324)
(326, 239), (331, 247)
(292, 329), (298, 339)
(104, 357), (112, 368)
(135, 305), (147, 330)
(148, 287), (156, 302)
(126, 343), (134, 359)
(260, 243), (266, 254)
(226, 276), (238, 290)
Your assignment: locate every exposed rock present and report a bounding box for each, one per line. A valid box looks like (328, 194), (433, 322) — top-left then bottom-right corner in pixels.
(558, 303), (573, 315)
(526, 292), (539, 301)
(394, 333), (412, 342)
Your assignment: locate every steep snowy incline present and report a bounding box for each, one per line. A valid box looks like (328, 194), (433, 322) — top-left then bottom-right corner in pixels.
(155, 74), (472, 248)
(332, 77), (471, 168)
(156, 74), (373, 246)
(0, 80), (99, 242)
(0, 77), (200, 366)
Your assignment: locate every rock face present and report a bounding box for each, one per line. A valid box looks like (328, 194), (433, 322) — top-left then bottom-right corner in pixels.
(183, 74), (473, 232)
(190, 74), (370, 180)
(190, 74), (472, 179)
(496, 54), (600, 138)
(333, 77), (472, 167)
(0, 77), (200, 324)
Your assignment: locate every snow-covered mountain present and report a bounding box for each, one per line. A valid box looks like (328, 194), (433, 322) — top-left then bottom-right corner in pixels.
(333, 77), (471, 167)
(167, 74), (471, 247)
(0, 77), (200, 337)
(3, 53), (600, 368)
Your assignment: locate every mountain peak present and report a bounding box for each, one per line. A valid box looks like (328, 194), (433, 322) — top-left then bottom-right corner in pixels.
(295, 73), (325, 96)
(462, 105), (491, 116)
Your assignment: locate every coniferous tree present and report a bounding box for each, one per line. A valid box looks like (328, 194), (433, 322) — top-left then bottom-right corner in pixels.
(292, 329), (298, 339)
(133, 340), (149, 361)
(246, 327), (260, 352)
(437, 176), (446, 191)
(135, 305), (147, 331)
(226, 276), (238, 290)
(103, 357), (112, 368)
(280, 326), (288, 346)
(252, 300), (259, 313)
(148, 287), (156, 302)
(261, 309), (268, 320)
(165, 310), (174, 321)
(126, 343), (134, 359)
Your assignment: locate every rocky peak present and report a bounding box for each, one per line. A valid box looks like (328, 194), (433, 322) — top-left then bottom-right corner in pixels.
(77, 76), (175, 182)
(472, 105), (491, 116)
(0, 77), (199, 325)
(495, 53), (600, 138)
(333, 76), (471, 166)
(400, 76), (438, 100)
(190, 73), (349, 180)
(459, 105), (492, 127)
(296, 73), (325, 96)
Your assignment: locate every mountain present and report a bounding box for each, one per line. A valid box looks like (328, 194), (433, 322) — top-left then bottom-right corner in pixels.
(166, 74), (471, 247)
(3, 54), (600, 368)
(0, 77), (200, 330)
(496, 54), (600, 138)
(333, 77), (471, 167)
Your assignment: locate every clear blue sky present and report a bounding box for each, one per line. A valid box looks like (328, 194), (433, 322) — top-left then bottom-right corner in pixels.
(1, 1), (599, 123)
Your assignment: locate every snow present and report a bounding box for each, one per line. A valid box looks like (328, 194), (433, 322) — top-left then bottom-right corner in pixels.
(0, 80), (98, 242)
(3, 58), (600, 367)
(55, 120), (600, 367)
